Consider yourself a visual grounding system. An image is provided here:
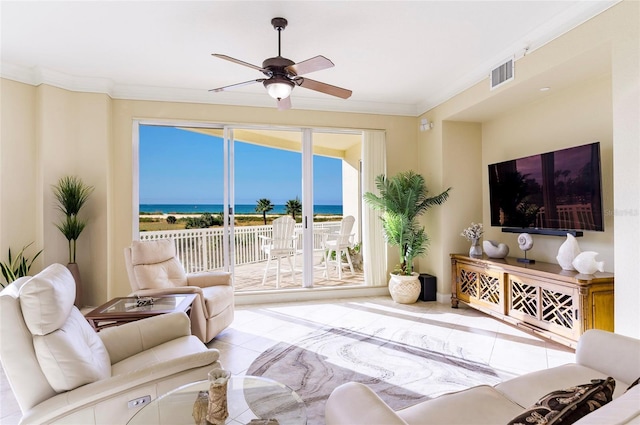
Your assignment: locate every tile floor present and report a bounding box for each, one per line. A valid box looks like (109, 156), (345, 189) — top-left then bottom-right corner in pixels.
(0, 296), (575, 424)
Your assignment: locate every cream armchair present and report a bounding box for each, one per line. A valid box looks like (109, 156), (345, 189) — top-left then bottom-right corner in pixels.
(124, 239), (234, 343)
(0, 263), (221, 425)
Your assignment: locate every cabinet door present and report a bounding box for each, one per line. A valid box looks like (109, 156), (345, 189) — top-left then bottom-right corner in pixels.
(540, 284), (578, 340)
(456, 264), (479, 303)
(508, 274), (579, 341)
(590, 289), (614, 332)
(456, 263), (503, 313)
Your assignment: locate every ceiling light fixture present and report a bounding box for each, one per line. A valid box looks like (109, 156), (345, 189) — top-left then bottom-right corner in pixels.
(264, 77), (294, 100)
(539, 87), (550, 92)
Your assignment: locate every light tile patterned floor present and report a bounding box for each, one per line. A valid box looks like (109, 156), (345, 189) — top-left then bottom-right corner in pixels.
(0, 296), (574, 424)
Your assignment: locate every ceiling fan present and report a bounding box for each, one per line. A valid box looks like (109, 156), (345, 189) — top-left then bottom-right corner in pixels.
(210, 17), (352, 110)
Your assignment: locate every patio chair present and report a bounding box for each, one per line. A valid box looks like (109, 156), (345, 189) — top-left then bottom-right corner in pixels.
(259, 216), (297, 288)
(0, 263), (220, 425)
(124, 238), (234, 343)
(325, 215), (356, 279)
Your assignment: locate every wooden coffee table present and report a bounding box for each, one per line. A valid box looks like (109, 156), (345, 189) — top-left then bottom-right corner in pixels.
(85, 294), (196, 331)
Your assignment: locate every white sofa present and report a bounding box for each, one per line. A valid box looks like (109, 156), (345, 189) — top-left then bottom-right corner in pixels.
(0, 263), (221, 425)
(326, 329), (640, 425)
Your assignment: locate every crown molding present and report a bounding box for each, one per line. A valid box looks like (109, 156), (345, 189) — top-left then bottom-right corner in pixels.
(1, 62), (417, 117)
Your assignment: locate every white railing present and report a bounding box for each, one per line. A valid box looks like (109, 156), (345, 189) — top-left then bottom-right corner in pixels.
(140, 221), (342, 274)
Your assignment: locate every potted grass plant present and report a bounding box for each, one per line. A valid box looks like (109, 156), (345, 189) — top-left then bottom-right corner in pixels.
(0, 242), (42, 288)
(364, 171), (450, 303)
(52, 175), (93, 307)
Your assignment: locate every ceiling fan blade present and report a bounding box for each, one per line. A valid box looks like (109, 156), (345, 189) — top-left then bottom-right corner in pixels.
(295, 77), (352, 99)
(209, 79), (265, 92)
(277, 96), (292, 111)
(285, 55), (334, 76)
(212, 54), (267, 73)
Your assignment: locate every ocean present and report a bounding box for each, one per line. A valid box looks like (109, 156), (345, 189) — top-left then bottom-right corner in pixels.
(139, 204), (343, 215)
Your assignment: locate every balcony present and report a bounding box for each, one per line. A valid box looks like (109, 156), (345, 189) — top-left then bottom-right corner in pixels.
(139, 222), (365, 291)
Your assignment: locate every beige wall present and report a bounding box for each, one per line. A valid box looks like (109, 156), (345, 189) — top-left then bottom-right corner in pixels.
(0, 80), (39, 262)
(609, 0), (640, 338)
(417, 0), (639, 338)
(481, 75), (614, 267)
(0, 81), (111, 304)
(414, 119), (483, 300)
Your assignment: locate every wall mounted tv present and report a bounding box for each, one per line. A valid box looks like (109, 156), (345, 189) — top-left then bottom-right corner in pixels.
(488, 142), (603, 235)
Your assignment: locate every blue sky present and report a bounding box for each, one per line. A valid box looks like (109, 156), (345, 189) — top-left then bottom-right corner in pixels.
(139, 125), (343, 205)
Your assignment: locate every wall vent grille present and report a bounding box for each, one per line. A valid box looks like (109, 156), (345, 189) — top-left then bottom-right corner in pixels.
(490, 58), (514, 90)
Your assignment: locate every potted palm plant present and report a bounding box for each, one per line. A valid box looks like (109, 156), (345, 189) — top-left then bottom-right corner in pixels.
(364, 171), (450, 303)
(52, 175), (93, 307)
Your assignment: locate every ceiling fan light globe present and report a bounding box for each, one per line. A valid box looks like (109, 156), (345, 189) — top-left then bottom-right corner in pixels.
(264, 79), (294, 100)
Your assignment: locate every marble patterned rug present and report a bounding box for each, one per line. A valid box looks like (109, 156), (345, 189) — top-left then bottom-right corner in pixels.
(247, 326), (504, 424)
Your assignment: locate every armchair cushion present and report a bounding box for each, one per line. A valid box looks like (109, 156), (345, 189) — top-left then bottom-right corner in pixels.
(202, 285), (234, 316)
(187, 270), (232, 287)
(99, 311), (192, 364)
(130, 238), (175, 265)
(133, 259), (187, 289)
(34, 309), (111, 392)
(20, 263), (75, 334)
(19, 264), (111, 392)
(130, 239), (187, 289)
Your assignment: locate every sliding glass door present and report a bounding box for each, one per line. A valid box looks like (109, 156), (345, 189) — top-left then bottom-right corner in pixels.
(136, 121), (365, 291)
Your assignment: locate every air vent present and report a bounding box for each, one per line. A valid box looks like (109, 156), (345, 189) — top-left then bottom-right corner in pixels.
(490, 58), (514, 90)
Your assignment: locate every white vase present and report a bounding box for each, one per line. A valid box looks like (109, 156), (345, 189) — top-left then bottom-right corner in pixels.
(469, 238), (482, 257)
(556, 233), (581, 271)
(483, 240), (509, 258)
(572, 251), (605, 275)
(388, 273), (421, 304)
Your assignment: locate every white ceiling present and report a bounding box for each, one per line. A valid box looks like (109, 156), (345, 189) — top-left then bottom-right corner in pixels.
(0, 1), (619, 116)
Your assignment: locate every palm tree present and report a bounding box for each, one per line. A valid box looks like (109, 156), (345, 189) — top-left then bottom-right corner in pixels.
(364, 171), (450, 275)
(255, 198), (274, 225)
(285, 197), (302, 220)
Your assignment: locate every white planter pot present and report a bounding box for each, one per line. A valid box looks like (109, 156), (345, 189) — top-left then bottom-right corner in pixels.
(388, 273), (421, 304)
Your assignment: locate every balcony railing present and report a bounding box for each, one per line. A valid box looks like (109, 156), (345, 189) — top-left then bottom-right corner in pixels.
(140, 221), (342, 274)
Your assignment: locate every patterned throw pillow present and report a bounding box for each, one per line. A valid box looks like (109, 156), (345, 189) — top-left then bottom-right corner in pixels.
(506, 377), (615, 425)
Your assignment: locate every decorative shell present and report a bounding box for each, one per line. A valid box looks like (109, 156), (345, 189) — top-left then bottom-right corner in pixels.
(517, 233), (534, 251)
(483, 240), (509, 258)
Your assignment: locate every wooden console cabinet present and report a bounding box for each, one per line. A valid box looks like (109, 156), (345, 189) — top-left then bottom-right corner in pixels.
(451, 254), (614, 348)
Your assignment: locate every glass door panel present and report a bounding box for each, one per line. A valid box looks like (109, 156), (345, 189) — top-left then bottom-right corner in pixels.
(229, 128), (303, 291)
(137, 124), (227, 274)
(311, 131), (364, 286)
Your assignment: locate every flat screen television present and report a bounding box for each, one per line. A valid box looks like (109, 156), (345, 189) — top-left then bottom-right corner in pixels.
(488, 142), (603, 232)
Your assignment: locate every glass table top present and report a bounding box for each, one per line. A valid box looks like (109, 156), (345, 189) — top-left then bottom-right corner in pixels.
(101, 295), (189, 314)
(127, 375), (307, 425)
